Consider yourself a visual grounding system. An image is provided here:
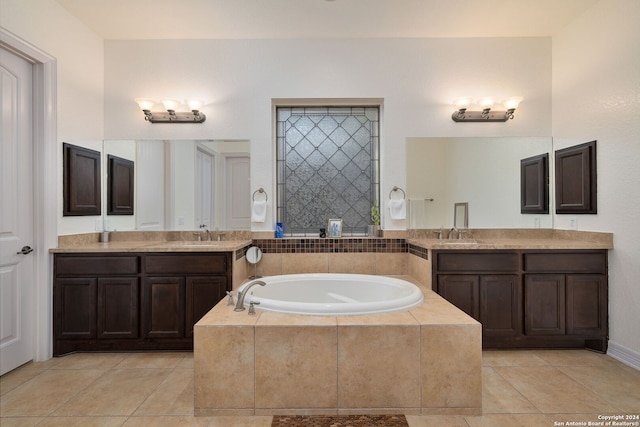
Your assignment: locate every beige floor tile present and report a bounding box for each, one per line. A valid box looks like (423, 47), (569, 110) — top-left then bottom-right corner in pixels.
(176, 353), (194, 369)
(405, 414), (468, 426)
(50, 353), (129, 370)
(52, 368), (172, 416)
(208, 416), (274, 427)
(482, 350), (549, 367)
(0, 369), (104, 417)
(495, 366), (620, 413)
(134, 369), (194, 415)
(533, 349), (617, 367)
(1, 366), (46, 396)
(114, 352), (186, 369)
(36, 416), (128, 426)
(559, 363), (640, 412)
(482, 367), (538, 414)
(465, 413), (554, 427)
(0, 417), (43, 426)
(122, 416), (211, 426)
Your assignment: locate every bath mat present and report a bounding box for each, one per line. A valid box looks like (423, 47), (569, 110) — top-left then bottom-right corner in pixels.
(271, 414), (408, 427)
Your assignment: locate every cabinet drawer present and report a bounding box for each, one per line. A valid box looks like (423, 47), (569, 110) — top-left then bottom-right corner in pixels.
(524, 252), (606, 273)
(145, 254), (227, 275)
(56, 255), (139, 275)
(436, 252), (519, 272)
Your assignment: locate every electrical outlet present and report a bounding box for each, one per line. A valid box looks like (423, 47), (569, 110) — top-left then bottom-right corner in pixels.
(95, 218), (102, 231)
(568, 217), (577, 230)
(533, 217), (541, 228)
(178, 217), (185, 225)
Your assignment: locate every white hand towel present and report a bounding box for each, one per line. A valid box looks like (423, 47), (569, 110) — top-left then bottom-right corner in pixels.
(389, 198), (406, 220)
(251, 200), (267, 223)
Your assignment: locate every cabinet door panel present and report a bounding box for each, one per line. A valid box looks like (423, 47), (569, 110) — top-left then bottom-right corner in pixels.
(55, 278), (97, 339)
(145, 254), (226, 275)
(524, 252), (606, 274)
(437, 252), (519, 272)
(481, 275), (521, 336)
(524, 274), (566, 335)
(186, 276), (227, 337)
(56, 255), (139, 276)
(567, 274), (606, 335)
(98, 277), (139, 339)
(143, 277), (185, 338)
(437, 275), (479, 319)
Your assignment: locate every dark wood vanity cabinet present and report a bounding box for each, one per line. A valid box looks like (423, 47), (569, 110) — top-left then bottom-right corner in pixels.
(54, 252), (231, 355)
(433, 249), (608, 352)
(435, 252), (522, 339)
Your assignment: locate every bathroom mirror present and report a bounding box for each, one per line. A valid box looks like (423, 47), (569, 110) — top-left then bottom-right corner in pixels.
(246, 246), (263, 264)
(246, 246), (263, 279)
(406, 137), (553, 229)
(103, 139), (250, 231)
(454, 203), (468, 229)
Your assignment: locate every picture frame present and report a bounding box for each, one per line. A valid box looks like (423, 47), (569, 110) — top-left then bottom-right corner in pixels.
(327, 218), (343, 238)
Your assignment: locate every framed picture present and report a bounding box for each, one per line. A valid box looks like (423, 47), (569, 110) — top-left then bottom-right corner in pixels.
(327, 219), (343, 238)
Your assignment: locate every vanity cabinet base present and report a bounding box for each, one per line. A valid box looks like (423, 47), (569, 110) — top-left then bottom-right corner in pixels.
(53, 252), (231, 356)
(433, 249), (608, 353)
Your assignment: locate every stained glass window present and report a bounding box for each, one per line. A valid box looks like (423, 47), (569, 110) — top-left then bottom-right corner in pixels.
(276, 106), (380, 236)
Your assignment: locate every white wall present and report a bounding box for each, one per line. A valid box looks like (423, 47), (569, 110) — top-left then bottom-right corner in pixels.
(552, 0), (640, 360)
(104, 37), (552, 231)
(0, 0), (104, 236)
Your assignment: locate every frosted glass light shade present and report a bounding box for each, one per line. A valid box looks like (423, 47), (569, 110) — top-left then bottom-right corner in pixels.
(187, 99), (204, 111)
(135, 98), (156, 111)
(162, 99), (180, 111)
(454, 97), (472, 110)
(504, 96), (524, 110)
(479, 97), (495, 109)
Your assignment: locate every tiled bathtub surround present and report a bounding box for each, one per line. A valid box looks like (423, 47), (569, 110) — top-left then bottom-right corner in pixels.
(245, 238), (410, 280)
(194, 283), (482, 416)
(252, 238), (407, 253)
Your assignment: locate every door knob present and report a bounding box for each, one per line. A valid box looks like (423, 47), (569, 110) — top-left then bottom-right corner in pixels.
(16, 246), (34, 255)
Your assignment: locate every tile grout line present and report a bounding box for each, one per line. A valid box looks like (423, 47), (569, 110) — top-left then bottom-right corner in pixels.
(488, 365), (545, 415)
(126, 353), (188, 419)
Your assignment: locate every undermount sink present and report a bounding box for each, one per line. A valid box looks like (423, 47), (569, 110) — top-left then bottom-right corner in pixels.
(440, 240), (478, 245)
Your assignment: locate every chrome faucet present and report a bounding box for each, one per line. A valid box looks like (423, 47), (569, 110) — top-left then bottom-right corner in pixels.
(199, 225), (212, 241)
(448, 227), (458, 239)
(234, 280), (266, 312)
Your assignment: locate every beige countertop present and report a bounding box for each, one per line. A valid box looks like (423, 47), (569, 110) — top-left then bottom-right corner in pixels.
(49, 239), (253, 253)
(407, 238), (613, 250)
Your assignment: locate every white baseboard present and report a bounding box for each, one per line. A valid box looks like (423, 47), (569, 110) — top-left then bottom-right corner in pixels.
(607, 340), (640, 371)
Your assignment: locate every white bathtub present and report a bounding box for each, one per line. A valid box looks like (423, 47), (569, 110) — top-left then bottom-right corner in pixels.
(239, 273), (424, 315)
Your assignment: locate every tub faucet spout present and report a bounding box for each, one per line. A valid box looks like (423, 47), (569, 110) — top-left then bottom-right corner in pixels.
(234, 280), (266, 312)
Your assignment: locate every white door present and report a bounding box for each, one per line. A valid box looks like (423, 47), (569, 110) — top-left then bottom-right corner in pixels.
(225, 155), (251, 230)
(195, 147), (214, 229)
(0, 47), (35, 375)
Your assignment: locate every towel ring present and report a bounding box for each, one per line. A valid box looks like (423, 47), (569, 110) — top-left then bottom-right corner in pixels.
(389, 186), (406, 200)
(252, 188), (268, 202)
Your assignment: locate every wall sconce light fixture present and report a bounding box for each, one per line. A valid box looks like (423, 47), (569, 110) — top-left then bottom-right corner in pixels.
(452, 96), (523, 122)
(134, 98), (206, 123)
